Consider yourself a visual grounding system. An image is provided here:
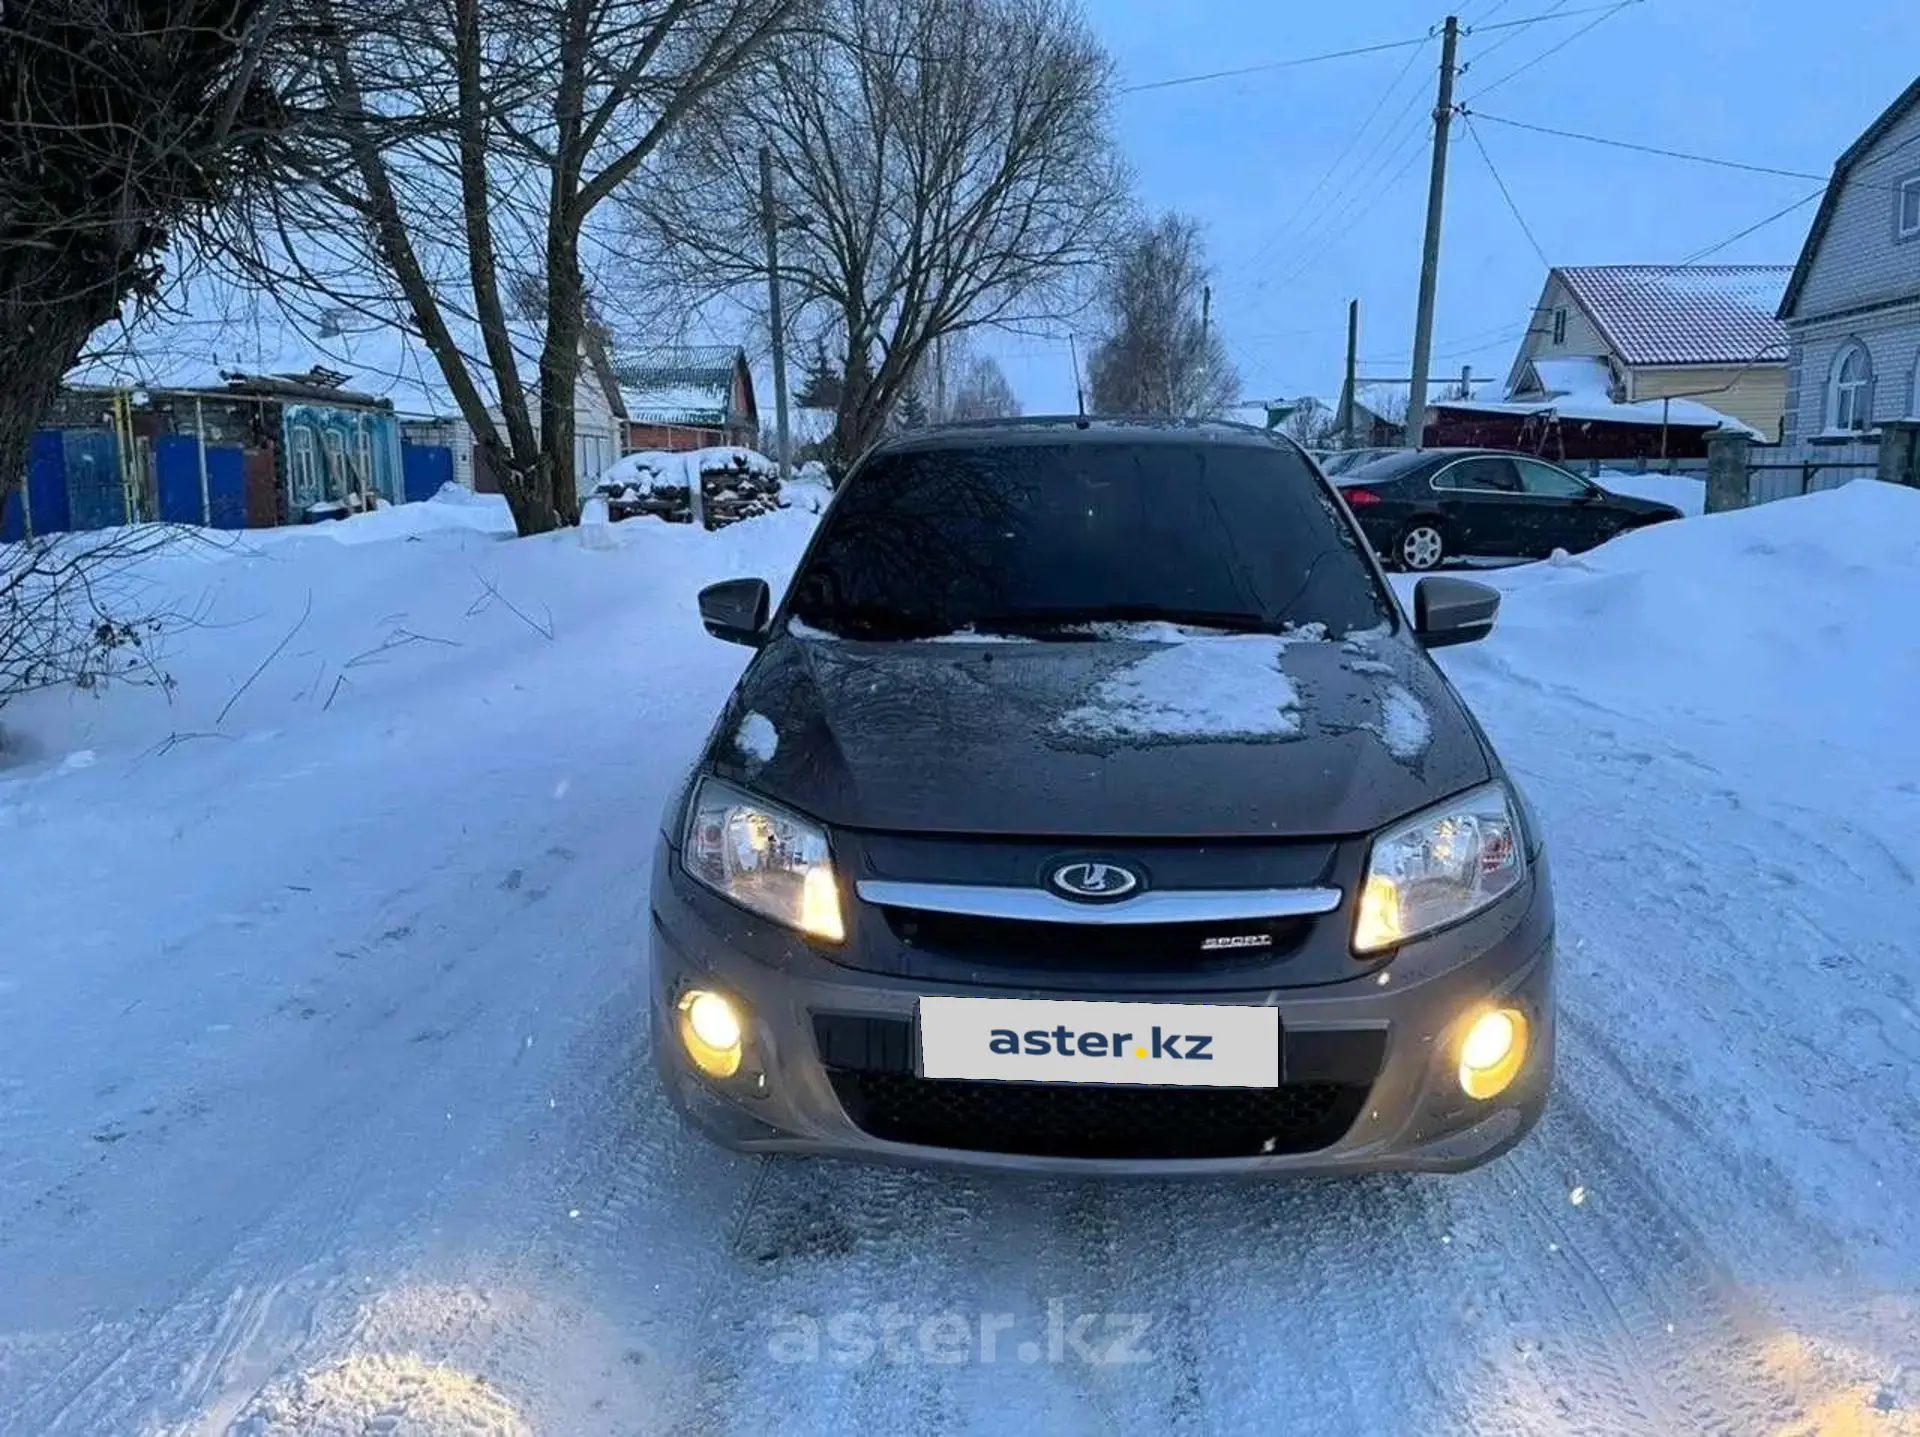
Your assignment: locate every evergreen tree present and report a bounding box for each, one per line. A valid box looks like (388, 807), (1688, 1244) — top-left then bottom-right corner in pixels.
(895, 387), (930, 429)
(795, 340), (842, 409)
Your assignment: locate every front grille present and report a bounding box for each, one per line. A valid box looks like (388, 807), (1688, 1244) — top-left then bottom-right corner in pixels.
(826, 1070), (1367, 1160)
(880, 907), (1314, 975)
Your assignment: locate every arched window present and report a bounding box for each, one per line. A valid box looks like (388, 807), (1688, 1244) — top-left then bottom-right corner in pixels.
(1828, 342), (1874, 432)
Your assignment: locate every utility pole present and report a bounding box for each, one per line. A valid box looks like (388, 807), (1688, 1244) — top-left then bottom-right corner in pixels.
(759, 146), (792, 484)
(1197, 284), (1212, 417)
(1342, 299), (1360, 448)
(933, 333), (947, 422)
(1405, 14), (1460, 450)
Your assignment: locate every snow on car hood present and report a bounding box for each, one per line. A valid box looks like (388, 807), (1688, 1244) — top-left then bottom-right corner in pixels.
(706, 626), (1491, 839)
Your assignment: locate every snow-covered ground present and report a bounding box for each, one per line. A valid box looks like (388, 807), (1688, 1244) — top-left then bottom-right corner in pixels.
(2, 482), (1917, 1435)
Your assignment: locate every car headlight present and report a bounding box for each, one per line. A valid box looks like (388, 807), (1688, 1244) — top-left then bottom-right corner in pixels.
(1353, 782), (1526, 954)
(683, 777), (845, 943)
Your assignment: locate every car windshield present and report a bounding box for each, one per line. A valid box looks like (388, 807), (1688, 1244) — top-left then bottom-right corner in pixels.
(785, 439), (1392, 640)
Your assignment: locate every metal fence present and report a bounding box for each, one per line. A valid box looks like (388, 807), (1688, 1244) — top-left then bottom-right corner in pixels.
(1742, 437), (1882, 505)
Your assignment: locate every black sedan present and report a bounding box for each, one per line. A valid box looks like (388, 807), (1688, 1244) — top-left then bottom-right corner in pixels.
(1333, 448), (1685, 571)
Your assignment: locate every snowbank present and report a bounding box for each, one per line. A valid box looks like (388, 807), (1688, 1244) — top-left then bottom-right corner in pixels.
(0, 492), (819, 767)
(1396, 477), (1920, 795)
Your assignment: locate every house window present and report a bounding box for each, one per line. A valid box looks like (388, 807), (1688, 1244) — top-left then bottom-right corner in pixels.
(1828, 342), (1874, 432)
(1552, 308), (1567, 345)
(322, 428), (349, 499)
(289, 427), (320, 507)
(1900, 176), (1920, 240)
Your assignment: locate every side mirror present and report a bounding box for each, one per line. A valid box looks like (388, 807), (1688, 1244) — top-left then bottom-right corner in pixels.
(1413, 576), (1499, 649)
(698, 577), (771, 647)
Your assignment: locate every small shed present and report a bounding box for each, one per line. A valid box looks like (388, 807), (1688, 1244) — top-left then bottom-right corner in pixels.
(1425, 394), (1760, 462)
(613, 346), (759, 453)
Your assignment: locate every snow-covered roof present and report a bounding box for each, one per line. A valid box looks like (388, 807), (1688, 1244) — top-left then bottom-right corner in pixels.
(1524, 356), (1615, 399)
(1434, 393), (1762, 438)
(613, 346), (745, 425)
(1558, 265), (1792, 367)
(68, 277), (563, 421)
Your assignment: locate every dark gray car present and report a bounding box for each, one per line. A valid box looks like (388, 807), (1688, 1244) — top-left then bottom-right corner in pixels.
(648, 418), (1554, 1175)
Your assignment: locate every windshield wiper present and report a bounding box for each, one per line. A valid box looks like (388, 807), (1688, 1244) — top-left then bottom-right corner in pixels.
(790, 606), (955, 640)
(969, 604), (1279, 638)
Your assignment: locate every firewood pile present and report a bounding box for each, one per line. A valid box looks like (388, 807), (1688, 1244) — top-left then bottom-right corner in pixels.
(700, 452), (781, 528)
(591, 448), (780, 529)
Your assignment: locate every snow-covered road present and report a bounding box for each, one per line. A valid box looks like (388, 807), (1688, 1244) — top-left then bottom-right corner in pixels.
(2, 485), (1916, 1435)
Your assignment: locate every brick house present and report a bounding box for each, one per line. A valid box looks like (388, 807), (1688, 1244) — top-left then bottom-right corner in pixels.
(613, 346), (759, 453)
(1778, 78), (1920, 443)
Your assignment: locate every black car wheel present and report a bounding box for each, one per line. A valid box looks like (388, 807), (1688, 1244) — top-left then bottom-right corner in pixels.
(1397, 521), (1448, 572)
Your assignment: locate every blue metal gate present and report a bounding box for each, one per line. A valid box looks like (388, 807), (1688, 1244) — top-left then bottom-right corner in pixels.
(154, 436), (252, 529)
(206, 446), (246, 529)
(2, 431), (72, 541)
(401, 443), (455, 503)
(154, 434), (204, 524)
(63, 430), (127, 530)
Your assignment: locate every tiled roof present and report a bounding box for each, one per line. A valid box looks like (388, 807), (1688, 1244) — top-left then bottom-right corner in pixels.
(1559, 265), (1792, 367)
(613, 345), (740, 423)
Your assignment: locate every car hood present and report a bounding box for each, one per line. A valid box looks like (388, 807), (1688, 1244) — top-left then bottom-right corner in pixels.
(1595, 488), (1683, 517)
(705, 627), (1493, 839)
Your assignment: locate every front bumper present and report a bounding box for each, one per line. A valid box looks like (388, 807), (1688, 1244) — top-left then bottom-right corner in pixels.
(647, 847), (1555, 1178)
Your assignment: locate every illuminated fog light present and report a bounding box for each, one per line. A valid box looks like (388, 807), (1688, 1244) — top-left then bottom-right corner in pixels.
(677, 989), (745, 1079)
(1458, 1007), (1529, 1100)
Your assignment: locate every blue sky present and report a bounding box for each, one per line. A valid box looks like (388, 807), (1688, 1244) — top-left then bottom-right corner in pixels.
(991, 0), (1919, 415)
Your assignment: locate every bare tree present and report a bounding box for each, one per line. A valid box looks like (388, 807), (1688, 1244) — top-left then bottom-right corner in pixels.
(0, 0), (296, 519)
(627, 0), (1126, 463)
(1282, 396), (1339, 449)
(948, 353), (1020, 420)
(1086, 211), (1238, 419)
(223, 0), (803, 535)
(911, 333), (1018, 421)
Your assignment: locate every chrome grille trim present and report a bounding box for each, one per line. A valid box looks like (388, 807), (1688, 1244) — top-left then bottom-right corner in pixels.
(853, 880), (1343, 926)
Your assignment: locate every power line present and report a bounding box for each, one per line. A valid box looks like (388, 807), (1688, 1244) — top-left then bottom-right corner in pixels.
(1464, 0), (1645, 100)
(1263, 123), (1435, 298)
(1120, 4), (1651, 95)
(1670, 187), (1825, 264)
(1224, 32), (1434, 283)
(1462, 112), (1550, 266)
(1467, 110), (1862, 187)
(1119, 34), (1429, 95)
(1461, 0), (1571, 72)
(1465, 0), (1652, 32)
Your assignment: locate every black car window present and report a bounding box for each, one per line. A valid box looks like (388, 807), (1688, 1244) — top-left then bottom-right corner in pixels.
(1434, 457), (1520, 493)
(786, 440), (1393, 640)
(1514, 459), (1592, 498)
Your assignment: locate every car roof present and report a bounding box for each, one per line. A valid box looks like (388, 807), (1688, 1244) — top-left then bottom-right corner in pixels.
(1336, 446), (1521, 481)
(864, 415), (1308, 457)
